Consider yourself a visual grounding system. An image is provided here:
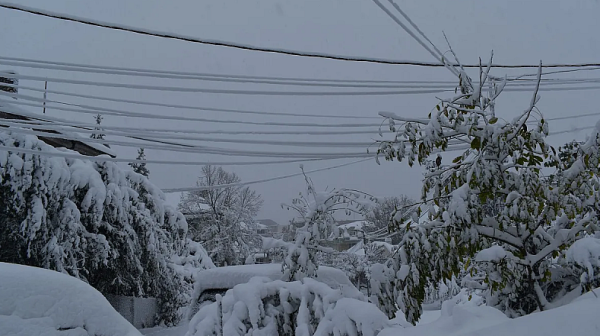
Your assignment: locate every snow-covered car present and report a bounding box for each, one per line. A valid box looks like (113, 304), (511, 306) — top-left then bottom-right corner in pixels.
(0, 262), (141, 336)
(187, 263), (361, 319)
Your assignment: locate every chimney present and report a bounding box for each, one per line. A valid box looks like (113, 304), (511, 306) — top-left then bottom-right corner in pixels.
(0, 71), (18, 98)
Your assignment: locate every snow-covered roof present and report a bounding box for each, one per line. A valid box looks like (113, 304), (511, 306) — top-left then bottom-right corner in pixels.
(0, 262), (140, 336)
(347, 241), (366, 256)
(256, 219), (281, 227)
(0, 101), (116, 158)
(337, 220), (369, 230)
(371, 241), (397, 254)
(194, 264), (355, 291)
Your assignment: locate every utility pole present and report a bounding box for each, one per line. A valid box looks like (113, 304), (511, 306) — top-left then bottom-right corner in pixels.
(42, 81), (47, 114)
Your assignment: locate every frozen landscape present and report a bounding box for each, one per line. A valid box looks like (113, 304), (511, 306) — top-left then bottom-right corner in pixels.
(1, 0), (600, 335)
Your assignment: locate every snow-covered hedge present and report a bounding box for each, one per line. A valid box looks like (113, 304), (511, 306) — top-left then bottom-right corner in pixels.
(187, 277), (390, 336)
(0, 131), (213, 325)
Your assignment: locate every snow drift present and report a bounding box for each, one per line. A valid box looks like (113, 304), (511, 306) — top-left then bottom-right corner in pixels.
(0, 262), (141, 336)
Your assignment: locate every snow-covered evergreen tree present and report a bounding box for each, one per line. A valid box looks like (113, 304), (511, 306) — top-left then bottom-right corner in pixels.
(377, 56), (600, 322)
(90, 114), (105, 140)
(129, 148), (149, 177)
(0, 131), (212, 325)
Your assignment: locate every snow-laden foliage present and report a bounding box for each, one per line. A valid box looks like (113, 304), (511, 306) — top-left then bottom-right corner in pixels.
(179, 165), (263, 266)
(0, 131), (212, 325)
(90, 113), (106, 141)
(377, 56), (600, 322)
(565, 237), (600, 291)
(281, 169), (374, 281)
(317, 250), (369, 293)
(187, 277), (390, 336)
(129, 147), (149, 177)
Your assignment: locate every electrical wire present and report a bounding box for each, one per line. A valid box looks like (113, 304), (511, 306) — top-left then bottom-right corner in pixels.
(0, 143), (342, 166)
(1, 3), (598, 69)
(161, 158), (373, 192)
(11, 83), (382, 120)
(0, 118), (380, 148)
(4, 55), (600, 87)
(0, 95), (386, 128)
(2, 72), (455, 96)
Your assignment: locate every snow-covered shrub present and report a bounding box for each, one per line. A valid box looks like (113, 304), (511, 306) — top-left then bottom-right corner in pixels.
(187, 277), (390, 336)
(0, 131), (213, 325)
(377, 56), (600, 322)
(282, 169), (374, 281)
(565, 237), (600, 291)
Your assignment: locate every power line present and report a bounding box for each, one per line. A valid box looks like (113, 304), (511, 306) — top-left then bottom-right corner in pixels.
(13, 83), (382, 120)
(4, 56), (600, 87)
(0, 118), (380, 148)
(1, 2), (600, 69)
(0, 96), (386, 128)
(373, 0), (459, 78)
(0, 59), (456, 89)
(0, 117), (390, 136)
(0, 55), (456, 84)
(162, 158), (373, 193)
(0, 142), (340, 166)
(1, 126), (376, 159)
(12, 80), (600, 123)
(3, 72), (454, 96)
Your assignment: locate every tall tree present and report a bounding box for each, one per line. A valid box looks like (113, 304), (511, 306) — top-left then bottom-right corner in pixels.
(374, 57), (600, 323)
(0, 130), (213, 325)
(179, 165), (263, 266)
(129, 148), (149, 177)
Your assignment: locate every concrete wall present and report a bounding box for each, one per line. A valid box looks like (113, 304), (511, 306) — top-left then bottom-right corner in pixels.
(105, 295), (158, 329)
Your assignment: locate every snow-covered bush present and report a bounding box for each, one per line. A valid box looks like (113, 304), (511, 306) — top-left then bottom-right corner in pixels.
(0, 131), (213, 325)
(282, 169), (374, 281)
(186, 277), (390, 336)
(377, 56), (600, 322)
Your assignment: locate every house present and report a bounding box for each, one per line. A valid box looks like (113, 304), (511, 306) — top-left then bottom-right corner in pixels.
(256, 219), (289, 239)
(319, 220), (375, 252)
(0, 74), (115, 158)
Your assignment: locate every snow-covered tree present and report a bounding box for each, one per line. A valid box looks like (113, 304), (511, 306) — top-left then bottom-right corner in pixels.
(376, 56), (599, 322)
(129, 147), (149, 177)
(90, 114), (106, 141)
(0, 131), (212, 325)
(365, 195), (414, 243)
(179, 165), (263, 266)
(281, 168), (374, 281)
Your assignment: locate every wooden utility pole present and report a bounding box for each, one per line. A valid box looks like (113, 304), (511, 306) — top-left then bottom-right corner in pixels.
(42, 81), (47, 114)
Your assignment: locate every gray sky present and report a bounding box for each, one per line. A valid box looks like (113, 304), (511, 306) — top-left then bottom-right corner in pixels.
(1, 0), (599, 224)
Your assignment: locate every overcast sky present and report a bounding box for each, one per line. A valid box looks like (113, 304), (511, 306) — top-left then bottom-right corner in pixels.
(1, 0), (599, 224)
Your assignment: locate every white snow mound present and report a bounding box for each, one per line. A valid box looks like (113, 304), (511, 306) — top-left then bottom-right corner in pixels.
(380, 288), (600, 336)
(0, 262), (141, 336)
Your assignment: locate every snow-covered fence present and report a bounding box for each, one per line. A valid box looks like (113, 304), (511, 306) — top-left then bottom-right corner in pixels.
(106, 295), (158, 329)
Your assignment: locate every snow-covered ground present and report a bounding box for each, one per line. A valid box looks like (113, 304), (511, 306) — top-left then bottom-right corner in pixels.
(140, 290), (600, 336)
(380, 290), (600, 336)
(0, 262), (141, 336)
